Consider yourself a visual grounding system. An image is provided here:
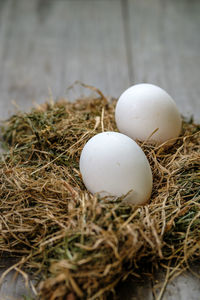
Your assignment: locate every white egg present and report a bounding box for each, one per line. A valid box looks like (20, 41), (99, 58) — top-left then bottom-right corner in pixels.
(79, 132), (152, 205)
(115, 83), (182, 145)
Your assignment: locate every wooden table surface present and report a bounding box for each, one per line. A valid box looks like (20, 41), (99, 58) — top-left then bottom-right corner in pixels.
(0, 0), (199, 299)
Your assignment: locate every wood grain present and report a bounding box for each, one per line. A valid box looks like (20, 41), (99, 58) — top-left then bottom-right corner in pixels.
(0, 260), (35, 300)
(0, 0), (129, 120)
(127, 0), (200, 121)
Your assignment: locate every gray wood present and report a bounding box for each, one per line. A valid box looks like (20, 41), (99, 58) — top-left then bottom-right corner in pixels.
(0, 0), (129, 120)
(0, 259), (35, 300)
(0, 0), (130, 298)
(152, 266), (200, 300)
(125, 0), (200, 297)
(163, 270), (200, 300)
(127, 0), (200, 121)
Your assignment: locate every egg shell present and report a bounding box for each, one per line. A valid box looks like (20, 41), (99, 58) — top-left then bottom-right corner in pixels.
(79, 131), (152, 205)
(115, 83), (182, 145)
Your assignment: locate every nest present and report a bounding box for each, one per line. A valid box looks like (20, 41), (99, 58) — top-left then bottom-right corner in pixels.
(0, 88), (199, 300)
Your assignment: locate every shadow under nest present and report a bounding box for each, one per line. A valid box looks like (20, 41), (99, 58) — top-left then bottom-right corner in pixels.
(0, 90), (199, 300)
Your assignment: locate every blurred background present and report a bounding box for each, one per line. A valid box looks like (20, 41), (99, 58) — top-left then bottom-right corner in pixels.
(0, 0), (199, 121)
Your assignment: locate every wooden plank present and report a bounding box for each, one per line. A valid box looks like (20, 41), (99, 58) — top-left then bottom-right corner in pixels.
(152, 266), (200, 300)
(127, 0), (200, 121)
(163, 270), (200, 300)
(0, 0), (130, 120)
(0, 259), (35, 300)
(120, 1), (200, 299)
(0, 0), (13, 106)
(0, 1), (130, 298)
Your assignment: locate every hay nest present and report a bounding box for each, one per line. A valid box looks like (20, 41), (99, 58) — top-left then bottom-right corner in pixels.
(0, 88), (199, 300)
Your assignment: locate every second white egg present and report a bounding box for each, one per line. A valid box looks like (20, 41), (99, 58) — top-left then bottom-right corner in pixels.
(115, 84), (182, 145)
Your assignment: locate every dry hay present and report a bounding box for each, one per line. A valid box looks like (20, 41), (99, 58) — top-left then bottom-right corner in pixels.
(0, 88), (199, 300)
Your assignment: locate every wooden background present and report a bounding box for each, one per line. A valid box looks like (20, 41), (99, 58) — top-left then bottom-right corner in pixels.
(0, 0), (200, 299)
